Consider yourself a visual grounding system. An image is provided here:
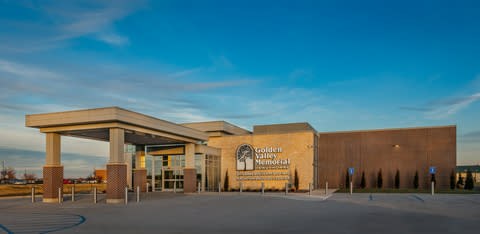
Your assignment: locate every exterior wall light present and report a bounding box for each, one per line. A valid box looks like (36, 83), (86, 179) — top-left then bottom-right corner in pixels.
(393, 145), (400, 148)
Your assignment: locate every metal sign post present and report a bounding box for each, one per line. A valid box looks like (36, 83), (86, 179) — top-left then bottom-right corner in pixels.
(239, 182), (242, 193)
(430, 166), (435, 196)
(285, 183), (288, 196)
(261, 182), (264, 195)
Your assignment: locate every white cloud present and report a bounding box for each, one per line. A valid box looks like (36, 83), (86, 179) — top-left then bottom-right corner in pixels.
(425, 93), (480, 120)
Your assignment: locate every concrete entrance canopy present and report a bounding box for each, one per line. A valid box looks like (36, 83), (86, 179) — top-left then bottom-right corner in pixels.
(25, 107), (209, 203)
(26, 107), (208, 144)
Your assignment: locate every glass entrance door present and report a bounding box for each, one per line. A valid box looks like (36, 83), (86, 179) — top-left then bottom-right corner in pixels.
(162, 167), (183, 191)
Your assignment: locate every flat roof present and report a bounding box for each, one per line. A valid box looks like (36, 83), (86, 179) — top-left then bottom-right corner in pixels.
(253, 122), (316, 134)
(181, 121), (251, 135)
(317, 125), (456, 135)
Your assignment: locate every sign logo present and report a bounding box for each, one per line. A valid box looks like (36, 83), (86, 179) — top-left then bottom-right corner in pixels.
(236, 144), (254, 171)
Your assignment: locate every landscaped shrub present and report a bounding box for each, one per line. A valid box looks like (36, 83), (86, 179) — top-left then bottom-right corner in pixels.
(413, 170), (419, 189)
(360, 171), (366, 189)
(294, 168), (299, 191)
(377, 169), (383, 189)
(465, 170), (474, 190)
(224, 170), (229, 191)
(450, 170), (456, 190)
(395, 170), (400, 189)
(345, 169), (350, 189)
(457, 174), (464, 188)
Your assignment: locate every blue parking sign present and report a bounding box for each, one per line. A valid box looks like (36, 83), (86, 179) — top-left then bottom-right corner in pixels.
(430, 166), (435, 174)
(349, 168), (354, 175)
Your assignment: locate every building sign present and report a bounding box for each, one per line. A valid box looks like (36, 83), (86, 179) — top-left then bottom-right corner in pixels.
(236, 144), (291, 181)
(254, 147), (290, 170)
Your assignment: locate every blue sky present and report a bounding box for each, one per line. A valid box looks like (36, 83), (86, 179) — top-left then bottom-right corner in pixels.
(0, 0), (479, 177)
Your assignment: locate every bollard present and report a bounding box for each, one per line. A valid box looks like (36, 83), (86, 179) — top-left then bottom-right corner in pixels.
(31, 187), (35, 203)
(174, 182), (176, 193)
(72, 187), (75, 202)
(198, 182), (201, 194)
(218, 183), (221, 194)
(431, 181), (435, 196)
(125, 187), (128, 205)
(261, 182), (264, 195)
(137, 186), (140, 203)
(93, 187), (97, 204)
(146, 183), (149, 193)
(239, 182), (242, 193)
(285, 183), (288, 196)
(325, 181), (328, 195)
(309, 183), (312, 196)
(58, 187), (62, 204)
(350, 182), (353, 195)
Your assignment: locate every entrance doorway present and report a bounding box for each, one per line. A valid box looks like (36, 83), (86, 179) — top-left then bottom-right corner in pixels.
(150, 154), (185, 192)
(162, 167), (183, 191)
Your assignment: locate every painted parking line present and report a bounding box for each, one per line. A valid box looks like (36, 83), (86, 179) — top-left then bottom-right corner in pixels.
(0, 213), (85, 234)
(409, 195), (425, 203)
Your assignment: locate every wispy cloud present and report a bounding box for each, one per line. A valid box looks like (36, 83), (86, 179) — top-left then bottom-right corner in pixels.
(289, 69), (313, 80)
(399, 92), (480, 119)
(0, 0), (147, 50)
(462, 130), (480, 143)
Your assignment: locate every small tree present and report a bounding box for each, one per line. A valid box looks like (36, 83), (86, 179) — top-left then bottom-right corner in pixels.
(360, 171), (366, 189)
(395, 170), (400, 189)
(96, 176), (103, 184)
(450, 170), (456, 190)
(345, 169), (350, 189)
(413, 170), (419, 189)
(465, 170), (474, 190)
(457, 174), (464, 188)
(377, 169), (383, 189)
(224, 170), (229, 191)
(294, 168), (299, 191)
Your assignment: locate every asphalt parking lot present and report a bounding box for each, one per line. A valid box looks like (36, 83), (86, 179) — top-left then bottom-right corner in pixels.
(0, 192), (479, 234)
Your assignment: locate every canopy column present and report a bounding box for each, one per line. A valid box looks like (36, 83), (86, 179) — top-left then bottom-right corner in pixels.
(107, 128), (127, 204)
(43, 132), (63, 203)
(183, 143), (196, 193)
(133, 145), (147, 192)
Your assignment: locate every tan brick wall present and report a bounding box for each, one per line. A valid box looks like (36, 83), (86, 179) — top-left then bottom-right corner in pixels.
(106, 163), (127, 202)
(317, 126), (456, 190)
(43, 165), (63, 202)
(208, 132), (315, 191)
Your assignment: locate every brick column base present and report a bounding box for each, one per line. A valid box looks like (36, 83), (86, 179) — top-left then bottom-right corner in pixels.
(183, 168), (197, 193)
(133, 168), (147, 192)
(107, 163), (127, 204)
(43, 165), (63, 203)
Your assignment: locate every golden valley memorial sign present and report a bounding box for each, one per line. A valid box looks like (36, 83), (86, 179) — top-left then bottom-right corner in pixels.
(236, 144), (291, 181)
